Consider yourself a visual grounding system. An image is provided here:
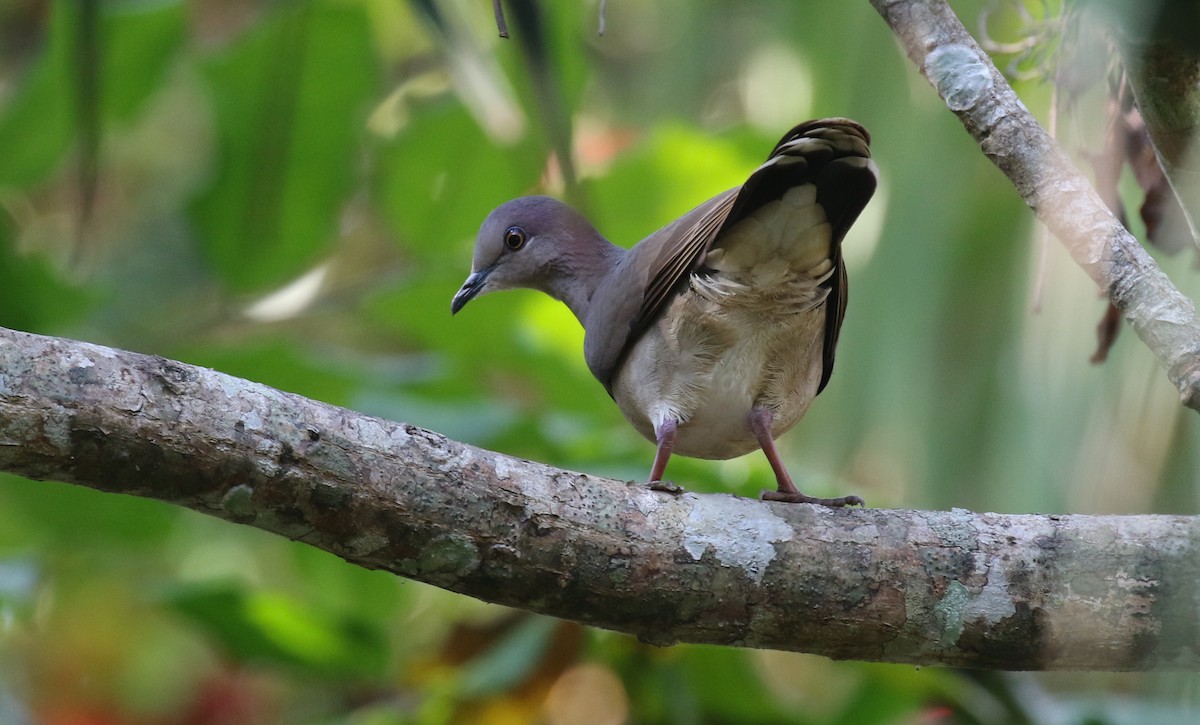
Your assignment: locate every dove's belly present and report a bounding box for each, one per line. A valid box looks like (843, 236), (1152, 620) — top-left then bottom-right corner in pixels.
(610, 291), (828, 460)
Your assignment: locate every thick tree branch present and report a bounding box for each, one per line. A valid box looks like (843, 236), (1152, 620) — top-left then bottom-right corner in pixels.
(871, 0), (1200, 410)
(1, 325), (1198, 670)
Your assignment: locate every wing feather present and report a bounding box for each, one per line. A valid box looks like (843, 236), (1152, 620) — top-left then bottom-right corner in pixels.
(590, 118), (876, 394)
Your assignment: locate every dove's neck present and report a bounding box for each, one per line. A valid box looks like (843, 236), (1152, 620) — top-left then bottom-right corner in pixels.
(543, 233), (625, 326)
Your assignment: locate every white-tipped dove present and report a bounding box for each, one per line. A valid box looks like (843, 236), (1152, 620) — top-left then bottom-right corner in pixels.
(452, 118), (878, 506)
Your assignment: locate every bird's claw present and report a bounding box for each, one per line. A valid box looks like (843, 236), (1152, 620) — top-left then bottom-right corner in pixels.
(648, 479), (685, 495)
(761, 491), (865, 508)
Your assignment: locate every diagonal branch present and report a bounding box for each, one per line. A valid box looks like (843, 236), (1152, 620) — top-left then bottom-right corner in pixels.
(870, 0), (1200, 410)
(1, 325), (1198, 670)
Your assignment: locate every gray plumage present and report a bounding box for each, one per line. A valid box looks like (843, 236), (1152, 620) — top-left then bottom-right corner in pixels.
(452, 118), (877, 505)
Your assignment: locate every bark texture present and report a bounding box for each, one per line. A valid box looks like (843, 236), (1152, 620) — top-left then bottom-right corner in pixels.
(1, 326), (1198, 670)
(871, 0), (1200, 411)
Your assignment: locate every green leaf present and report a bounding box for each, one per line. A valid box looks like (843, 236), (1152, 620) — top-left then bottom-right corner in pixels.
(190, 1), (379, 292)
(0, 224), (88, 332)
(163, 582), (389, 678)
(588, 124), (763, 245)
(372, 98), (543, 258)
(0, 475), (179, 550)
(0, 0), (186, 186)
(457, 615), (559, 697)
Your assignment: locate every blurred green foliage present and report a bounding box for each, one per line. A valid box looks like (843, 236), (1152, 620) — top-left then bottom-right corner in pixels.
(1, 0), (1199, 722)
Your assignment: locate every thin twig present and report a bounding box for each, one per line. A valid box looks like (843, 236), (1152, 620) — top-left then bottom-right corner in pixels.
(871, 0), (1200, 411)
(493, 0), (509, 38)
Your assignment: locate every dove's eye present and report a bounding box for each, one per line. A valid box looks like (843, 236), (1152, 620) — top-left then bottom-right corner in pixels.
(503, 226), (527, 251)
